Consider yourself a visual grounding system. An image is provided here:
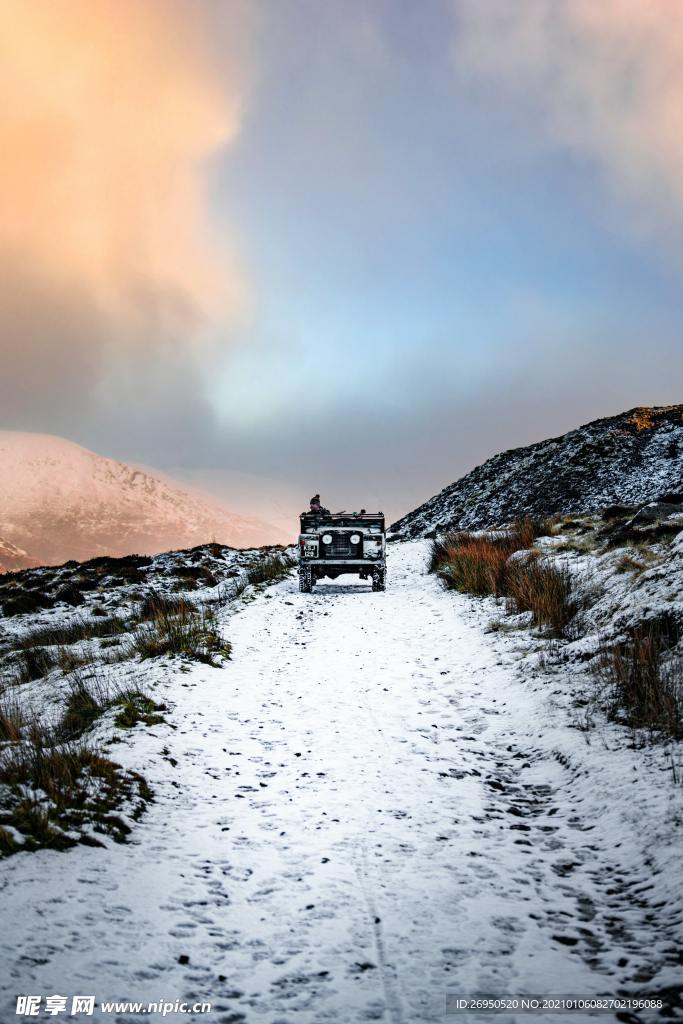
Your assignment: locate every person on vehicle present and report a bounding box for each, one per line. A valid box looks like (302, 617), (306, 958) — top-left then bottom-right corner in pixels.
(309, 494), (330, 514)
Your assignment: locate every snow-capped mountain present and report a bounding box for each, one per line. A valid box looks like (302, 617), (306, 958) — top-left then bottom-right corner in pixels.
(0, 432), (287, 570)
(391, 405), (683, 537)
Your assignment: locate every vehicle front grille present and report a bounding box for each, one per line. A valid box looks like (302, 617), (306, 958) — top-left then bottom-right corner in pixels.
(330, 533), (352, 556)
(322, 532), (358, 558)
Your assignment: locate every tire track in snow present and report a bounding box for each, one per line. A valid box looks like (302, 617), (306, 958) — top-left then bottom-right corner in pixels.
(354, 841), (405, 1024)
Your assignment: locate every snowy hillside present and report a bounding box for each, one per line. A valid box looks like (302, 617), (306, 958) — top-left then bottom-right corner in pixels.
(0, 432), (287, 570)
(391, 405), (683, 538)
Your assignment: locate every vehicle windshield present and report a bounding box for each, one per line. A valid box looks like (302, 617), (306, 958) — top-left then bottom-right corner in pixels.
(300, 512), (384, 531)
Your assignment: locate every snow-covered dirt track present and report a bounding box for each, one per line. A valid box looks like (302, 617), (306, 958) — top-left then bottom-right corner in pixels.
(1, 543), (681, 1023)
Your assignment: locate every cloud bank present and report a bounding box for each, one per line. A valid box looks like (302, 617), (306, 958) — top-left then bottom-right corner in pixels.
(453, 0), (683, 234)
(0, 0), (246, 424)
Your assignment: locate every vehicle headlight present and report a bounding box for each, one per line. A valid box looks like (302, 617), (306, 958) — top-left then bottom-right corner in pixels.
(350, 533), (361, 544)
(322, 534), (332, 544)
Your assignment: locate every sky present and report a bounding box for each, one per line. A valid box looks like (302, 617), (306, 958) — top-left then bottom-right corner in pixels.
(2, 0), (683, 527)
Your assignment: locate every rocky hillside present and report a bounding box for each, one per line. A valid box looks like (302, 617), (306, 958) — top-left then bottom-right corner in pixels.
(0, 432), (287, 571)
(391, 405), (683, 537)
(0, 541), (294, 623)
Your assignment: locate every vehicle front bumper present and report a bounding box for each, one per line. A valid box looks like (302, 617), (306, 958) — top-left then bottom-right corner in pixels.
(299, 559), (385, 568)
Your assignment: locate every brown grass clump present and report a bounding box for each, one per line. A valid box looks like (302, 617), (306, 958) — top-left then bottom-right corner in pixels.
(56, 673), (112, 741)
(131, 603), (230, 665)
(433, 533), (511, 596)
(0, 693), (26, 742)
(137, 590), (194, 620)
(616, 553), (646, 575)
(1, 733), (89, 806)
(19, 615), (129, 649)
(431, 518), (538, 595)
(505, 557), (575, 634)
(512, 517), (541, 549)
(50, 670), (165, 741)
(595, 616), (682, 738)
(246, 554), (296, 587)
(17, 645), (57, 683)
(430, 518), (576, 635)
(0, 716), (152, 856)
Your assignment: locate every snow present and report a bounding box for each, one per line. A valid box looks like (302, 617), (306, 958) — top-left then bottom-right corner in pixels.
(1, 542), (681, 1022)
(537, 528), (683, 661)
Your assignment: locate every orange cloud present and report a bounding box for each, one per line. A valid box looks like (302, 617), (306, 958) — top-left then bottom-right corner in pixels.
(0, 0), (245, 321)
(453, 0), (683, 234)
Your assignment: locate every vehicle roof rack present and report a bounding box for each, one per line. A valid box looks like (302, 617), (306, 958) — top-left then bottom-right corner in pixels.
(300, 511), (385, 529)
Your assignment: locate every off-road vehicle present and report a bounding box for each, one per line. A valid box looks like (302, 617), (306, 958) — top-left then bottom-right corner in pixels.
(298, 511), (386, 593)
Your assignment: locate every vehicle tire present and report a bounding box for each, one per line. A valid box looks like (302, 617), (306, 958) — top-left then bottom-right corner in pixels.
(299, 567), (313, 593)
(372, 567), (386, 592)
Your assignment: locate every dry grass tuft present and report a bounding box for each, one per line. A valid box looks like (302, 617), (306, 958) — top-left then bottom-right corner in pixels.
(505, 557), (575, 634)
(246, 554), (296, 587)
(18, 615), (129, 649)
(137, 591), (195, 620)
(17, 645), (57, 683)
(616, 553), (646, 575)
(0, 729), (151, 854)
(429, 519), (538, 595)
(53, 669), (166, 740)
(595, 616), (682, 738)
(131, 603), (230, 665)
(430, 519), (577, 636)
(0, 693), (26, 742)
(113, 691), (166, 729)
(57, 672), (112, 741)
(434, 533), (510, 596)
